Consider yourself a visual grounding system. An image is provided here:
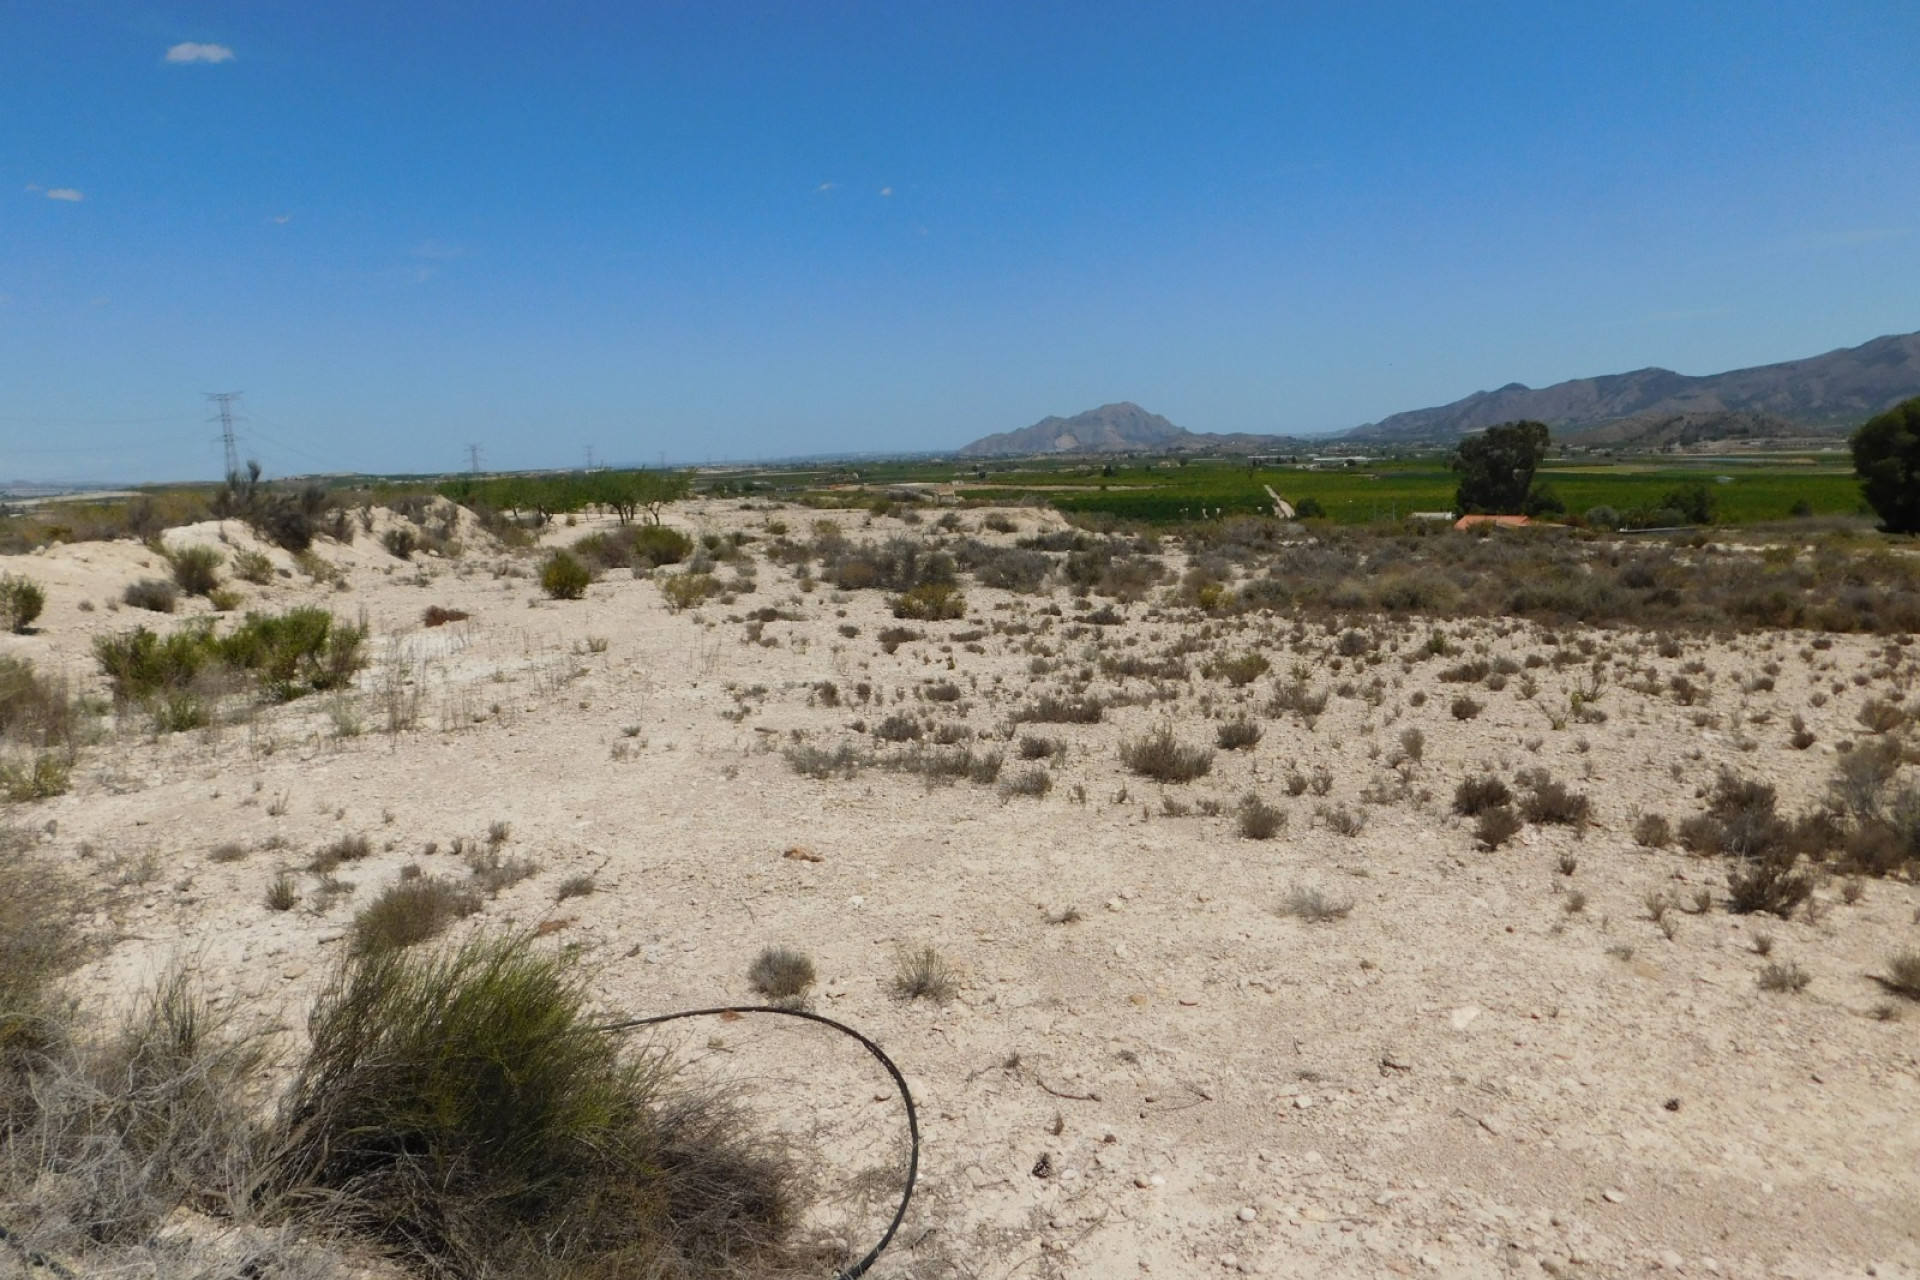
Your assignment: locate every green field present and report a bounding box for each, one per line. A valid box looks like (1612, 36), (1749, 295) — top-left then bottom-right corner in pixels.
(755, 455), (1866, 527)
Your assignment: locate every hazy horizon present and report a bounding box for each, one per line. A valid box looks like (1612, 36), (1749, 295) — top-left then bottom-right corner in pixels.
(5, 3), (1918, 484)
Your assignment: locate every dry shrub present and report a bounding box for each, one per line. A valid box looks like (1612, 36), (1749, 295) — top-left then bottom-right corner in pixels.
(123, 578), (179, 613)
(746, 947), (815, 1003)
(0, 831), (82, 1066)
(1119, 726), (1213, 783)
(1015, 694), (1103, 724)
(1474, 806), (1523, 850)
(999, 765), (1053, 798)
(1517, 769), (1592, 826)
(1236, 794), (1286, 840)
(1757, 961), (1812, 994)
(263, 933), (800, 1278)
(1452, 775), (1511, 817)
(1633, 812), (1673, 848)
(1727, 854), (1814, 918)
(1279, 884), (1353, 922)
(891, 945), (957, 1003)
(1215, 717), (1263, 750)
(1880, 949), (1920, 1002)
(1017, 734), (1062, 760)
(1450, 695), (1484, 721)
(890, 582), (966, 621)
(783, 742), (860, 779)
(422, 605), (470, 627)
(2, 965), (266, 1265)
(351, 877), (482, 955)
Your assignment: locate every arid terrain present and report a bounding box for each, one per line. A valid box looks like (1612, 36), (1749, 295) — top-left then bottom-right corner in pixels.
(3, 498), (1918, 1279)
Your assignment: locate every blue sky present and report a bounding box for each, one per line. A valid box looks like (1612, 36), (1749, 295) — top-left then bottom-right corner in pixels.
(4, 2), (1918, 482)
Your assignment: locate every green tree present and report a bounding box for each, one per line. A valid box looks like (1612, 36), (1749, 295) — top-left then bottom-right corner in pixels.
(1851, 396), (1920, 534)
(1451, 420), (1551, 515)
(1660, 480), (1717, 525)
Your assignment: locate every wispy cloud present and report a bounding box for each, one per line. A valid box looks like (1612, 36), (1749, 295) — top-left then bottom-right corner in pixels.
(166, 41), (235, 64)
(271, 214), (292, 225)
(879, 186), (894, 197)
(813, 182), (840, 193)
(43, 187), (84, 202)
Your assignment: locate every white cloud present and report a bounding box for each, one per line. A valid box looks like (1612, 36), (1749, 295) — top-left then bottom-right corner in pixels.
(166, 42), (235, 64)
(813, 182), (840, 193)
(44, 188), (84, 202)
(272, 214), (292, 225)
(879, 186), (894, 197)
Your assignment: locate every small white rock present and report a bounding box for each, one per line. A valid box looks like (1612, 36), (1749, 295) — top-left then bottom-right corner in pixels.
(1237, 1206), (1258, 1222)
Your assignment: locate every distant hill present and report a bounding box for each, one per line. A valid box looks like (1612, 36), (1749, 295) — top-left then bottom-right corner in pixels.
(1554, 409), (1849, 451)
(1346, 330), (1920, 443)
(958, 402), (1188, 457)
(955, 331), (1920, 459)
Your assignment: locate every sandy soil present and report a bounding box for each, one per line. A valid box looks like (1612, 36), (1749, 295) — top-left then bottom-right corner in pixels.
(3, 501), (1917, 1279)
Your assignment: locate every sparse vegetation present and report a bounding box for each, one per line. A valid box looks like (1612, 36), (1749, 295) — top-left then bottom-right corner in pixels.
(540, 550), (592, 600)
(1119, 725), (1213, 783)
(350, 876), (482, 954)
(746, 946), (816, 1003)
(891, 944), (957, 1002)
(0, 574), (45, 633)
(1237, 793), (1286, 840)
(1280, 884), (1353, 922)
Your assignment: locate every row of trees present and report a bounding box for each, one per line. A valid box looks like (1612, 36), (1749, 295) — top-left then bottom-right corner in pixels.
(436, 469), (690, 527)
(1450, 396), (1919, 535)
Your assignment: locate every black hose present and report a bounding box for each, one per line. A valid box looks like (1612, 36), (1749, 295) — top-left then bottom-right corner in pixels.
(596, 1004), (919, 1280)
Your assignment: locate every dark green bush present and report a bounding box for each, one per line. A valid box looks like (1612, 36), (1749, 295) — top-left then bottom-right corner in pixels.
(265, 934), (799, 1276)
(0, 574), (45, 633)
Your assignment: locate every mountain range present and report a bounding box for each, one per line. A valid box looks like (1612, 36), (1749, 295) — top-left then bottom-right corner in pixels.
(955, 329), (1920, 456)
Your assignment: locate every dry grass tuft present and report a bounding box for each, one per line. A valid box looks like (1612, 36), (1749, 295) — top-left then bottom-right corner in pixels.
(890, 944), (958, 1003)
(746, 946), (816, 1003)
(1279, 884), (1353, 922)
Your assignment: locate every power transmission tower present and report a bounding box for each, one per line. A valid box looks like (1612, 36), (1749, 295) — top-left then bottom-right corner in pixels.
(207, 392), (243, 480)
(466, 444), (482, 474)
(585, 445), (595, 472)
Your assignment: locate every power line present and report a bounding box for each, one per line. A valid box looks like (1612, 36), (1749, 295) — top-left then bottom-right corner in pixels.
(467, 444), (482, 474)
(206, 392), (243, 480)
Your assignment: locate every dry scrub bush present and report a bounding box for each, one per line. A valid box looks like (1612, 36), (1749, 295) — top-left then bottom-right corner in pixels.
(1475, 806), (1523, 850)
(1237, 794), (1286, 840)
(123, 578), (179, 613)
(1633, 812), (1673, 848)
(1119, 726), (1213, 783)
(1000, 765), (1053, 798)
(1517, 769), (1592, 827)
(351, 877), (482, 955)
(1216, 717), (1263, 750)
(783, 742), (860, 779)
(1452, 775), (1512, 817)
(891, 945), (957, 1003)
(1880, 949), (1920, 1001)
(1758, 961), (1812, 994)
(263, 933), (800, 1278)
(1015, 694), (1104, 724)
(1280, 885), (1353, 922)
(746, 946), (816, 1003)
(891, 582), (966, 621)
